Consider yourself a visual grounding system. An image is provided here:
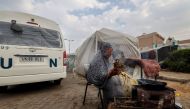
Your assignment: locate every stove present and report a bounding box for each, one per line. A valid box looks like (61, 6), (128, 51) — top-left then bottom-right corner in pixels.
(136, 85), (175, 109)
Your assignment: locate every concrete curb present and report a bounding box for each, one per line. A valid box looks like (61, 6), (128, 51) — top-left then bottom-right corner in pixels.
(158, 76), (190, 83)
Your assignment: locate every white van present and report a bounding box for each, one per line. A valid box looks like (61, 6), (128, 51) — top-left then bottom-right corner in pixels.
(0, 11), (67, 88)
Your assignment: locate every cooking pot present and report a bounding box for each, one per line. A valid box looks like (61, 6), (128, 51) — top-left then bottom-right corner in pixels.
(137, 79), (167, 90)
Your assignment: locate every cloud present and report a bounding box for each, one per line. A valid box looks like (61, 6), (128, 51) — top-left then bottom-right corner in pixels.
(0, 0), (190, 52)
(0, 0), (34, 12)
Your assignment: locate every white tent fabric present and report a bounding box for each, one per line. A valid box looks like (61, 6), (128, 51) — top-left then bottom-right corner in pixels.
(75, 28), (140, 76)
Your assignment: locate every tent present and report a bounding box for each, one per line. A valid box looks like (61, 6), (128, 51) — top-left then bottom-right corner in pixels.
(74, 28), (140, 76)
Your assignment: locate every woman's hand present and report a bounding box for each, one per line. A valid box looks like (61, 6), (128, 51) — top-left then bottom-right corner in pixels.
(108, 68), (121, 77)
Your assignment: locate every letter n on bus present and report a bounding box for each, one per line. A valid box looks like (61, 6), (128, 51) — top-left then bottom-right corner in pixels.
(50, 58), (57, 67)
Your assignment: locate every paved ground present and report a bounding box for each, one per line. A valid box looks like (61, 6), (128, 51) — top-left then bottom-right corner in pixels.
(0, 74), (99, 109)
(0, 72), (190, 109)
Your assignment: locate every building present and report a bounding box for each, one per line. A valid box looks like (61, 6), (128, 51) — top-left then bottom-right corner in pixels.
(178, 39), (190, 44)
(138, 32), (165, 50)
(177, 39), (190, 49)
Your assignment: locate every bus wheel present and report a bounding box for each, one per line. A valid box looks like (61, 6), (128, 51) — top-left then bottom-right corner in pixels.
(54, 79), (62, 85)
(0, 86), (8, 92)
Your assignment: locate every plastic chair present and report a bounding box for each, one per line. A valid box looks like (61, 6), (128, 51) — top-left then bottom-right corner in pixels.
(82, 82), (105, 109)
(82, 64), (105, 109)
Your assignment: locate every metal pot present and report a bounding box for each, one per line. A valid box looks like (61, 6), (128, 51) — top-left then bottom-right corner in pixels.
(137, 79), (167, 90)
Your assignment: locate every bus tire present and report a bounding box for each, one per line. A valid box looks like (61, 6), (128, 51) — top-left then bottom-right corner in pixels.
(0, 86), (8, 92)
(54, 79), (62, 85)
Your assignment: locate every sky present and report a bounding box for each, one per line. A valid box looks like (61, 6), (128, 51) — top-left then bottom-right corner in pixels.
(0, 0), (190, 53)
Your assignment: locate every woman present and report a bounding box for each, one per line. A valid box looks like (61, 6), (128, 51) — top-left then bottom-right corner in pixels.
(86, 42), (124, 107)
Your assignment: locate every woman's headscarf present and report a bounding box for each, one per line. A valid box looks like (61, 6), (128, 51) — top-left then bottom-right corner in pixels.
(98, 41), (112, 56)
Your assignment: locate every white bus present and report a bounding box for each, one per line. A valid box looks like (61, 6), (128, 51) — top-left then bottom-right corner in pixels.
(0, 11), (67, 89)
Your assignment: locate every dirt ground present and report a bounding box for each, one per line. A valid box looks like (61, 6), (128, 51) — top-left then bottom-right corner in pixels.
(0, 71), (190, 109)
(161, 80), (190, 109)
(159, 71), (190, 109)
